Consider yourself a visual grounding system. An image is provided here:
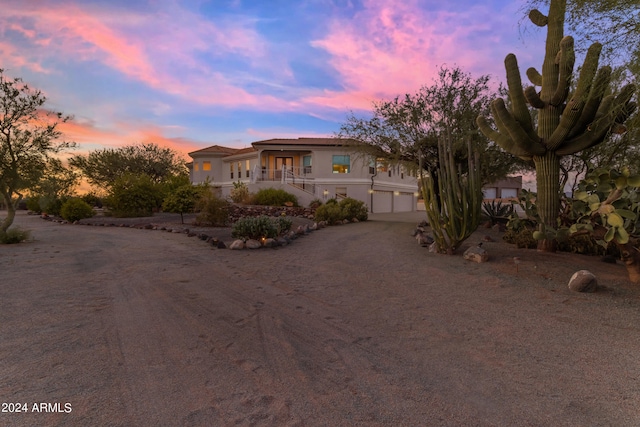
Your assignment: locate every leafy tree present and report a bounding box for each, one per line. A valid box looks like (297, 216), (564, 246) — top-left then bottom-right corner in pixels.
(162, 184), (205, 224)
(69, 143), (188, 190)
(28, 158), (79, 214)
(477, 0), (636, 251)
(0, 69), (75, 231)
(337, 65), (529, 185)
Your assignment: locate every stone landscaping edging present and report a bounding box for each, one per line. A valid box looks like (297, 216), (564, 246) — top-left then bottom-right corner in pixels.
(39, 205), (328, 250)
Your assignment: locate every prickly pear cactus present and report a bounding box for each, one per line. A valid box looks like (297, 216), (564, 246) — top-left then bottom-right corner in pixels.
(476, 0), (637, 251)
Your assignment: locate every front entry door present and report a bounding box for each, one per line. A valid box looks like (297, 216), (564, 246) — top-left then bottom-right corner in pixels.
(275, 157), (293, 179)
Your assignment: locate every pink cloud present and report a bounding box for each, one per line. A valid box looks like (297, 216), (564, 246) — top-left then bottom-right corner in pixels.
(0, 1), (278, 108)
(56, 117), (202, 160)
(306, 0), (520, 110)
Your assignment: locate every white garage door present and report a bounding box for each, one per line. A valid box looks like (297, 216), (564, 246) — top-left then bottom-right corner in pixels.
(501, 188), (518, 198)
(394, 193), (414, 212)
(483, 187), (497, 199)
(372, 191), (393, 213)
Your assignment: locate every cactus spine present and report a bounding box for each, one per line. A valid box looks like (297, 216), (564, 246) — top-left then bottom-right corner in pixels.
(477, 0), (636, 251)
(421, 138), (482, 254)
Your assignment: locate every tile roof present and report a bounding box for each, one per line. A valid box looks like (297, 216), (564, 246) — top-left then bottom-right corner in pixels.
(188, 145), (239, 156)
(188, 137), (359, 159)
(252, 137), (355, 146)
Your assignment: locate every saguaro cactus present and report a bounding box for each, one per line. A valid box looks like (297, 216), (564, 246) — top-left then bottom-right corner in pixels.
(421, 138), (482, 254)
(476, 0), (636, 251)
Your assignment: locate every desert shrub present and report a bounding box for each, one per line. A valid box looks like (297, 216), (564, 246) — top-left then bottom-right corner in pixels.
(273, 216), (293, 235)
(339, 197), (368, 221)
(42, 196), (66, 216)
(314, 202), (344, 224)
(60, 198), (95, 222)
(503, 227), (538, 249)
(0, 228), (30, 244)
(26, 196), (42, 213)
(230, 181), (251, 203)
(81, 192), (103, 208)
(232, 216), (278, 240)
(309, 199), (323, 208)
(26, 195), (66, 215)
(194, 190), (230, 226)
(252, 188), (298, 206)
(106, 173), (162, 217)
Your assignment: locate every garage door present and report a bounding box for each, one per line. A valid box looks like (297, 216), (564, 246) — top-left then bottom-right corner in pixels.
(482, 187), (497, 199)
(501, 188), (518, 198)
(372, 190), (393, 213)
(394, 192), (414, 212)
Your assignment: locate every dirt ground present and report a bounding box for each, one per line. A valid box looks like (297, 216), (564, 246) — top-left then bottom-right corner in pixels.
(1, 210), (640, 426)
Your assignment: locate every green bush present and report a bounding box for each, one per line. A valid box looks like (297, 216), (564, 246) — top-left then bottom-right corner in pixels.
(252, 188), (298, 206)
(60, 198), (95, 222)
(0, 228), (30, 244)
(309, 199), (323, 208)
(26, 196), (42, 213)
(232, 216), (278, 240)
(314, 197), (368, 224)
(314, 202), (344, 224)
(339, 197), (368, 221)
(194, 190), (230, 226)
(81, 192), (103, 208)
(502, 227), (538, 249)
(26, 195), (66, 215)
(106, 173), (162, 217)
(230, 181), (251, 203)
(273, 216), (293, 235)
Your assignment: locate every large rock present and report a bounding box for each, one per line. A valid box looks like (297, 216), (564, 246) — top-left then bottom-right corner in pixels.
(463, 246), (489, 263)
(245, 239), (262, 249)
(415, 230), (434, 246)
(229, 240), (245, 250)
(568, 270), (598, 293)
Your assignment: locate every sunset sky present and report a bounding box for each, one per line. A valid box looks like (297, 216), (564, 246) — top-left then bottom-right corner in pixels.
(0, 0), (550, 160)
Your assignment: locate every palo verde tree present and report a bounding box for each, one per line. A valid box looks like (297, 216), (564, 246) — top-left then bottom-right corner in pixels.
(477, 0), (636, 251)
(69, 143), (188, 190)
(338, 65), (527, 186)
(0, 69), (75, 232)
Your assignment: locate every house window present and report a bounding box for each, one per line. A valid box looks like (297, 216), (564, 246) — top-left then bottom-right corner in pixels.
(246, 160), (250, 177)
(336, 187), (347, 198)
(194, 162), (200, 172)
(332, 155), (350, 173)
(203, 161), (211, 171)
(376, 158), (388, 173)
(369, 158), (375, 175)
(237, 161), (242, 179)
(303, 155), (312, 174)
(230, 163), (234, 179)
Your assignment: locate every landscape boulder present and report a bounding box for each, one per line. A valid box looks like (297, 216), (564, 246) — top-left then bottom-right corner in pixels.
(463, 246), (489, 263)
(229, 240), (245, 250)
(568, 270), (598, 293)
(245, 239), (262, 249)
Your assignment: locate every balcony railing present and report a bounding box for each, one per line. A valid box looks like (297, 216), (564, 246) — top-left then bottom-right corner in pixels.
(251, 165), (316, 193)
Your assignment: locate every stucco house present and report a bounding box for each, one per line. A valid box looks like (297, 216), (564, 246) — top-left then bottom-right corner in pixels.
(188, 137), (420, 213)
